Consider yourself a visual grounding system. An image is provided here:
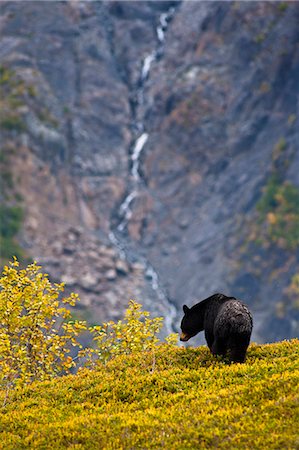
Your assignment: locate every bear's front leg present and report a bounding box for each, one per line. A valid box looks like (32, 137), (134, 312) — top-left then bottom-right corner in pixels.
(204, 330), (214, 352)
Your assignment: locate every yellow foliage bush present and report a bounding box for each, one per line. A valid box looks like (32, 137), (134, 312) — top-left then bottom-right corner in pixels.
(87, 300), (164, 365)
(0, 259), (86, 390)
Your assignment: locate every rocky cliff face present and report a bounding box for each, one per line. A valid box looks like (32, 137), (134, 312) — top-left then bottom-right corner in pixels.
(1, 1), (298, 342)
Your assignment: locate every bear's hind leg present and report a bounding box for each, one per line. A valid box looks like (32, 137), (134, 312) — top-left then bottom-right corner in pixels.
(211, 338), (227, 357)
(229, 346), (246, 363)
(228, 335), (250, 363)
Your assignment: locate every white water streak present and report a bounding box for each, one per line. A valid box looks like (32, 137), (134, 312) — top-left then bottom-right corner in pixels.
(157, 27), (164, 43)
(108, 7), (178, 334)
(119, 191), (137, 215)
(108, 231), (126, 260)
(157, 9), (175, 43)
(117, 191), (137, 232)
(131, 132), (148, 180)
(157, 12), (168, 42)
(141, 52), (156, 82)
(145, 265), (177, 335)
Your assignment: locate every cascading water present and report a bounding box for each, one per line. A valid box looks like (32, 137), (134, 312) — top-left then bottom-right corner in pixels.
(141, 54), (156, 82)
(116, 133), (148, 233)
(108, 6), (178, 335)
(116, 6), (175, 232)
(131, 132), (149, 181)
(144, 265), (177, 335)
(157, 9), (175, 43)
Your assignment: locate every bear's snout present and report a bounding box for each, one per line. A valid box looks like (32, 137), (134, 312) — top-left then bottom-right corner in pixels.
(180, 332), (190, 342)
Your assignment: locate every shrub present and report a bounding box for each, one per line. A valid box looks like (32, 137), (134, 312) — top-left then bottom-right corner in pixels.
(0, 205), (23, 239)
(0, 115), (26, 132)
(0, 259), (87, 392)
(0, 236), (24, 263)
(89, 300), (164, 365)
(257, 175), (299, 250)
(287, 273), (299, 309)
(0, 205), (24, 264)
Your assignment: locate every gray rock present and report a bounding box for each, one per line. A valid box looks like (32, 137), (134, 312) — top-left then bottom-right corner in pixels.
(81, 272), (100, 290)
(115, 259), (129, 276)
(105, 269), (117, 281)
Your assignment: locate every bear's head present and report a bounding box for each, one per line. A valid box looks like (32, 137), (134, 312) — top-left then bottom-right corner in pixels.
(180, 304), (204, 341)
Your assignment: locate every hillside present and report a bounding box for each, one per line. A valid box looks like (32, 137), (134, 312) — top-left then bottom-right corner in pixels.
(1, 1), (299, 341)
(0, 340), (298, 449)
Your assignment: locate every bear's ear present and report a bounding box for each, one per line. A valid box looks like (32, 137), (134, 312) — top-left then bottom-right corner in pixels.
(183, 305), (189, 314)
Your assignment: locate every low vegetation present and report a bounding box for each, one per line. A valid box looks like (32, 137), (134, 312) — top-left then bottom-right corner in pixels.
(88, 300), (164, 365)
(0, 340), (298, 449)
(0, 65), (28, 265)
(256, 174), (299, 250)
(0, 144), (24, 264)
(0, 205), (24, 263)
(0, 65), (27, 133)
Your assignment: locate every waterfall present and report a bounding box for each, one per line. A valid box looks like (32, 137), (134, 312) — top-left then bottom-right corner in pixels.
(156, 8), (175, 43)
(108, 6), (178, 334)
(141, 53), (156, 82)
(145, 265), (177, 335)
(117, 191), (137, 232)
(108, 231), (126, 260)
(131, 132), (149, 180)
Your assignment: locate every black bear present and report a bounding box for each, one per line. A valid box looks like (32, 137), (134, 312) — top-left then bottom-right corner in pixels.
(180, 293), (253, 363)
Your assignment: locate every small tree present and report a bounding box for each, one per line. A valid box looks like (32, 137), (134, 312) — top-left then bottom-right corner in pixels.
(0, 259), (86, 391)
(90, 300), (163, 365)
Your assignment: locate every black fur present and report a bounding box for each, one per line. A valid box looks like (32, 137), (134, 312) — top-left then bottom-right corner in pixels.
(180, 293), (253, 363)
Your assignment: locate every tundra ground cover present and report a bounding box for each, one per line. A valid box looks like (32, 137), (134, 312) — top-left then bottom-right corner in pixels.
(0, 340), (298, 449)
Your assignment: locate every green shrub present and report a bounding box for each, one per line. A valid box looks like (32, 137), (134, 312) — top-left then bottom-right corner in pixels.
(0, 205), (23, 238)
(0, 205), (24, 264)
(278, 2), (288, 13)
(0, 236), (24, 262)
(288, 273), (299, 309)
(257, 175), (299, 250)
(0, 65), (31, 133)
(0, 66), (13, 85)
(257, 174), (280, 214)
(0, 115), (26, 132)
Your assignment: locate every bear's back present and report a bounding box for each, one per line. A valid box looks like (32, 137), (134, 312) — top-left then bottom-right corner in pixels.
(214, 299), (253, 335)
(203, 294), (233, 331)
